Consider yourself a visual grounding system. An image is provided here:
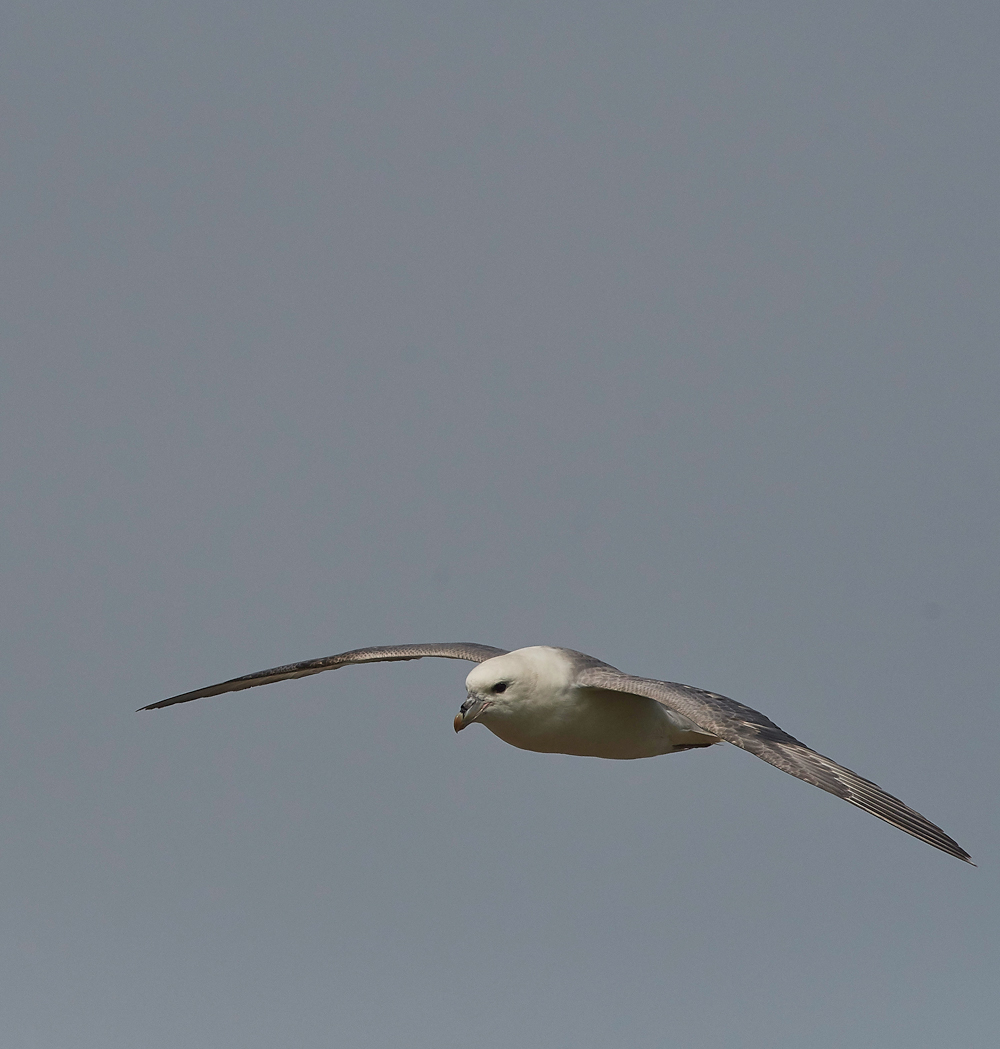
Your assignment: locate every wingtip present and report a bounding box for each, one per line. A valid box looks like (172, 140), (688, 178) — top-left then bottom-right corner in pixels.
(943, 838), (974, 864)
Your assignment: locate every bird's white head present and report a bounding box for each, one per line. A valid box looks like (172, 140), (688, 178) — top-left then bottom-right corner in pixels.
(454, 646), (574, 732)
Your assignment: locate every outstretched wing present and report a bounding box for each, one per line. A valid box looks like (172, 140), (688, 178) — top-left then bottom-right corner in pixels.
(576, 665), (971, 863)
(141, 643), (508, 711)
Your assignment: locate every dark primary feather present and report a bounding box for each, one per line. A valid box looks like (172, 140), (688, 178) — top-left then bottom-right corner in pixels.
(140, 643), (507, 710)
(576, 665), (972, 863)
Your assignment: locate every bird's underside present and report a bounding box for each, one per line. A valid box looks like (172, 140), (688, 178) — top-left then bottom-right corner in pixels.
(141, 642), (972, 863)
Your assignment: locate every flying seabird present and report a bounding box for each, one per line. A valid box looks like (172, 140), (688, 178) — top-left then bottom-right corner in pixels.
(141, 642), (972, 863)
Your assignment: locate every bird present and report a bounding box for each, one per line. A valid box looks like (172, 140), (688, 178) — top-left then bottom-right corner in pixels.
(141, 642), (972, 863)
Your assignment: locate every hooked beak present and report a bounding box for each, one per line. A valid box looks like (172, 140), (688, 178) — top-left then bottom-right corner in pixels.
(453, 694), (491, 732)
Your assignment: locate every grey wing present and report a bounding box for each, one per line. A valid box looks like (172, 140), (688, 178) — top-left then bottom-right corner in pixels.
(141, 643), (508, 711)
(576, 666), (972, 863)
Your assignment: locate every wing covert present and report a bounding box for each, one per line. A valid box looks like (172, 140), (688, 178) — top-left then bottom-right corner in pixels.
(576, 666), (972, 863)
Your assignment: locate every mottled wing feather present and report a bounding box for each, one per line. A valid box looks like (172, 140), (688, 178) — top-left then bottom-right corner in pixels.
(141, 643), (508, 711)
(577, 666), (971, 863)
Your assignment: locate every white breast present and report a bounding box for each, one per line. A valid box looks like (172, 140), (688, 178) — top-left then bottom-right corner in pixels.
(480, 685), (717, 760)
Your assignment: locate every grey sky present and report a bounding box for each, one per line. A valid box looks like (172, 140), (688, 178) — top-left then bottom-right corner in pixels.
(2, 2), (997, 1046)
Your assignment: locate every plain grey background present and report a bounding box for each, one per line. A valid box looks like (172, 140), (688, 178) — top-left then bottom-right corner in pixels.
(2, 2), (997, 1046)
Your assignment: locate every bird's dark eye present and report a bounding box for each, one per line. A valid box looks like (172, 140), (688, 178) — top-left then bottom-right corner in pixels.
(492, 681), (508, 694)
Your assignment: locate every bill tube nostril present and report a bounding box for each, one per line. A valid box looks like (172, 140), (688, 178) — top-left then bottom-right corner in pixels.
(454, 694), (490, 731)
